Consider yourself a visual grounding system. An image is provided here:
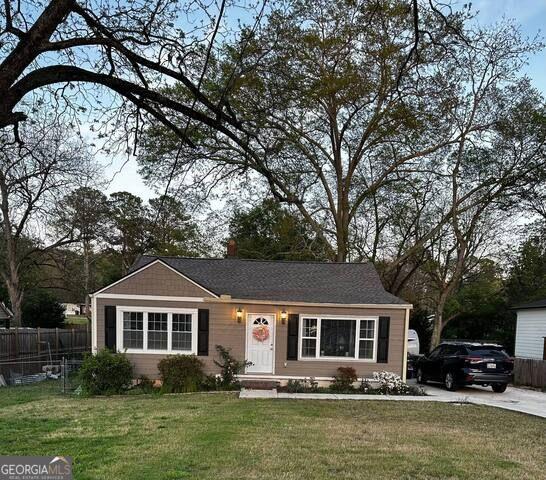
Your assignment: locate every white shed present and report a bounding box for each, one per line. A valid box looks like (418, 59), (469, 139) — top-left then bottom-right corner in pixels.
(514, 299), (546, 360)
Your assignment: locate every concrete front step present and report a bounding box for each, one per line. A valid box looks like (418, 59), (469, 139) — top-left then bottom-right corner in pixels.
(240, 379), (280, 390)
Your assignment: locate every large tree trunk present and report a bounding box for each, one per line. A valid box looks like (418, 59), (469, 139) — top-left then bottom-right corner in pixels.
(0, 173), (23, 326)
(2, 229), (23, 326)
(430, 293), (449, 350)
(430, 311), (443, 350)
(6, 273), (23, 327)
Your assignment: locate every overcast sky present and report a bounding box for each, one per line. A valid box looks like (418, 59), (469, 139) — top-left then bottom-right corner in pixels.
(103, 0), (546, 202)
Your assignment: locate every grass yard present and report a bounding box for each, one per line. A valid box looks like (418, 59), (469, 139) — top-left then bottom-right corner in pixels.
(0, 382), (545, 480)
(64, 315), (90, 325)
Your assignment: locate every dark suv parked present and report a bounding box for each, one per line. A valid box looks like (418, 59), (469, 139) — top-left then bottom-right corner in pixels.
(416, 342), (514, 392)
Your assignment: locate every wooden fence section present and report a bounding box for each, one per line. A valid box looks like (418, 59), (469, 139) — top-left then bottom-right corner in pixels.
(0, 327), (91, 382)
(514, 358), (546, 389)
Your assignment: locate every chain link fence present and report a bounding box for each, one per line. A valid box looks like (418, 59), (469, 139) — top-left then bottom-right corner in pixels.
(0, 326), (90, 392)
(0, 352), (86, 393)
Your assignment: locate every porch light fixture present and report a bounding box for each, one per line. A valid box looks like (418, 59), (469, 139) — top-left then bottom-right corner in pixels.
(236, 307), (243, 323)
(280, 309), (288, 325)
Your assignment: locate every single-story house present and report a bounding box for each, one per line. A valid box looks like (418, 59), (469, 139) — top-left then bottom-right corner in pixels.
(90, 254), (412, 383)
(0, 302), (13, 328)
(513, 299), (546, 360)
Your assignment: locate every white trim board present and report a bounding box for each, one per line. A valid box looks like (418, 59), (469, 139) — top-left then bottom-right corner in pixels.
(91, 294), (97, 353)
(237, 374), (398, 381)
(94, 293), (205, 302)
(402, 308), (410, 382)
(91, 259), (218, 298)
(206, 297), (412, 309)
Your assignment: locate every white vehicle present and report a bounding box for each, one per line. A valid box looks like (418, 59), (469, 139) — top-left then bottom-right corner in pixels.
(407, 329), (420, 355)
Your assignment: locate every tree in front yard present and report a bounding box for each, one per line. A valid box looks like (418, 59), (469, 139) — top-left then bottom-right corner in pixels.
(138, 0), (546, 270)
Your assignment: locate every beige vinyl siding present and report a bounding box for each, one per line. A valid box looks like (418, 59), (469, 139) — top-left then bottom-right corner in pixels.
(95, 296), (406, 379)
(101, 261), (215, 297)
(515, 309), (546, 360)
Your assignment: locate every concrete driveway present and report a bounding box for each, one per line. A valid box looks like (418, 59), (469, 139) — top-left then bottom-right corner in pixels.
(419, 382), (546, 418)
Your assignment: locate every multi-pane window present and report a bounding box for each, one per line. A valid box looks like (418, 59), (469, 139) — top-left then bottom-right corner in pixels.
(172, 313), (192, 351)
(119, 309), (195, 353)
(300, 317), (376, 361)
(358, 319), (375, 359)
(148, 312), (168, 350)
(123, 311), (143, 349)
(301, 318), (317, 357)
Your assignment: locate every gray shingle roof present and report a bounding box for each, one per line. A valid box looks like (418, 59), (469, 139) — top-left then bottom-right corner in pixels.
(513, 298), (546, 310)
(130, 255), (408, 305)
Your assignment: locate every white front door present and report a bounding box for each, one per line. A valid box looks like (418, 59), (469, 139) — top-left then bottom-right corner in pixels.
(246, 314), (275, 373)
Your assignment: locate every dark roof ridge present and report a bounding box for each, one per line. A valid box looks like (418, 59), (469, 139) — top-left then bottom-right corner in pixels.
(141, 254), (374, 266)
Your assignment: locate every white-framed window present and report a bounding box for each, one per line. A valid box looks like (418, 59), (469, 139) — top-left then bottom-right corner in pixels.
(298, 315), (378, 362)
(116, 306), (198, 354)
(123, 311), (143, 349)
(172, 313), (193, 351)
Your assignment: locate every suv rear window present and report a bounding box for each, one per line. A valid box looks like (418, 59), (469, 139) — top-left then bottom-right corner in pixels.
(467, 346), (508, 357)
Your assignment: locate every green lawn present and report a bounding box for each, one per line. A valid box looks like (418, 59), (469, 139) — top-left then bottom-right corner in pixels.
(0, 382), (545, 480)
(64, 315), (90, 325)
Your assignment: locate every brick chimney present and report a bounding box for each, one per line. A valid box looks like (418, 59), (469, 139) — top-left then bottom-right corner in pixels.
(227, 239), (238, 258)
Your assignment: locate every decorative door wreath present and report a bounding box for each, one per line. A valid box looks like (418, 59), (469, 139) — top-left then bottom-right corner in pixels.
(252, 324), (270, 342)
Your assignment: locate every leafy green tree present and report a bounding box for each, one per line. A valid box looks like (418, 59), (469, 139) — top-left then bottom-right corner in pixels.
(139, 0), (545, 271)
(21, 289), (65, 328)
(107, 192), (150, 274)
(505, 227), (546, 304)
(54, 187), (110, 314)
(147, 195), (206, 257)
(228, 199), (330, 261)
(442, 259), (515, 352)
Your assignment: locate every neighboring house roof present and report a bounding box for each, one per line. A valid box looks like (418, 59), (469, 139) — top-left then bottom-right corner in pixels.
(128, 256), (408, 305)
(0, 302), (13, 320)
(513, 298), (546, 311)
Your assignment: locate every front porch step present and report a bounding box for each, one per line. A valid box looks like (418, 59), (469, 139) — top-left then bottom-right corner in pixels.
(240, 379), (280, 390)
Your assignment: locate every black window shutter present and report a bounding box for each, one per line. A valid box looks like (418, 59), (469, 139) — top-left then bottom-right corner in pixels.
(104, 306), (116, 351)
(197, 309), (209, 356)
(377, 316), (390, 363)
(287, 314), (299, 360)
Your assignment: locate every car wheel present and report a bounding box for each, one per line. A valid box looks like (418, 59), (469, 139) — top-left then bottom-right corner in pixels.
(492, 383), (507, 393)
(444, 372), (458, 392)
(417, 368), (426, 384)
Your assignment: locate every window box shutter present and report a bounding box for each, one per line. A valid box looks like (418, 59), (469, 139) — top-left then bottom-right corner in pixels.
(377, 316), (390, 363)
(287, 314), (299, 360)
(105, 306), (116, 351)
(197, 309), (209, 356)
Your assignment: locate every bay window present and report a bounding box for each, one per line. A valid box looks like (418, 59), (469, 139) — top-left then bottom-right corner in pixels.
(117, 307), (197, 354)
(299, 316), (377, 361)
